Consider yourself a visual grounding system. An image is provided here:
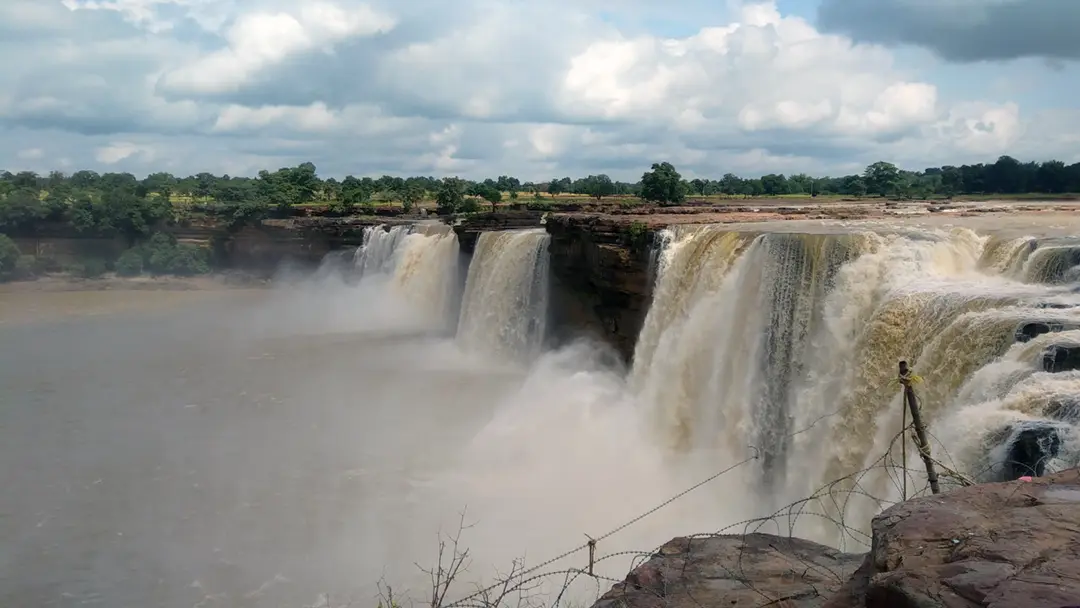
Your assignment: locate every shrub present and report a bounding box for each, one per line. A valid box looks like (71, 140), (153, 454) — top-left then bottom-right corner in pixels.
(13, 255), (38, 279)
(458, 197), (481, 213)
(140, 232), (211, 276)
(114, 249), (144, 276)
(82, 257), (108, 278)
(0, 233), (19, 276)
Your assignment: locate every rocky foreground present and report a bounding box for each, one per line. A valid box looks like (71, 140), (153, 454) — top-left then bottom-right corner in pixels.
(592, 470), (1080, 608)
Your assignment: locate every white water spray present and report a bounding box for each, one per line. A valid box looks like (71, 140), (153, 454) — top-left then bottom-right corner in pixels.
(629, 224), (1080, 547)
(456, 229), (551, 360)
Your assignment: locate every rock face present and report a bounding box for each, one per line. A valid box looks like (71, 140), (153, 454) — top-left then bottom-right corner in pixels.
(592, 533), (863, 608)
(451, 210), (545, 254)
(1042, 345), (1080, 373)
(826, 469), (1080, 607)
(594, 470), (1080, 608)
(544, 213), (653, 362)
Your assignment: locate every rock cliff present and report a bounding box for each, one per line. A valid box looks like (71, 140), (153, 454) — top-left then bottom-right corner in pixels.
(544, 213), (654, 362)
(594, 470), (1080, 608)
(451, 210), (546, 253)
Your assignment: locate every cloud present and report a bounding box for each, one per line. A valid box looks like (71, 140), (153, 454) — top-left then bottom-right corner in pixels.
(160, 2), (397, 95)
(0, 0), (1076, 180)
(94, 141), (157, 164)
(817, 0), (1080, 63)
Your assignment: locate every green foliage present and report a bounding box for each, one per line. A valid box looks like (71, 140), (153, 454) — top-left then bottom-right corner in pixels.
(108, 232), (212, 277)
(3, 154), (1080, 249)
(863, 161), (901, 197)
(478, 187), (502, 211)
(626, 220), (648, 246)
(0, 233), (19, 277)
(139, 232), (210, 276)
(402, 184), (424, 213)
(114, 248), (144, 276)
(459, 197), (481, 213)
(435, 178), (466, 214)
(640, 162), (686, 205)
(13, 255), (38, 280)
(525, 200), (553, 211)
(583, 174), (616, 200)
(66, 257), (108, 278)
(0, 189), (46, 231)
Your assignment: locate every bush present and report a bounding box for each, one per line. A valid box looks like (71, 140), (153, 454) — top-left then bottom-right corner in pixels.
(64, 257), (107, 278)
(139, 232), (211, 276)
(458, 197), (481, 213)
(114, 249), (144, 276)
(0, 233), (19, 276)
(13, 255), (38, 280)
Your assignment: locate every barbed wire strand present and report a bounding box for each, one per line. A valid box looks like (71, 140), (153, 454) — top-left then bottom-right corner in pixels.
(376, 378), (1040, 608)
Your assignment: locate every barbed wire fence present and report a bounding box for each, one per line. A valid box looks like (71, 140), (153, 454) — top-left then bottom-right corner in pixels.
(339, 379), (1049, 608)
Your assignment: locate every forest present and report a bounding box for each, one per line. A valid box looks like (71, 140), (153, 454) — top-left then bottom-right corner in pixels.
(1, 155), (1078, 280)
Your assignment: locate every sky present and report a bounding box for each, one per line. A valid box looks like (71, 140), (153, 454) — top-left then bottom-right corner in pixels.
(1, 0), (1079, 181)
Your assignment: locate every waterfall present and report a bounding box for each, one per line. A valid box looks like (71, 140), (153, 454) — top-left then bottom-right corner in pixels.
(630, 224), (1080, 546)
(350, 223), (461, 330)
(456, 229), (551, 361)
(355, 225), (411, 278)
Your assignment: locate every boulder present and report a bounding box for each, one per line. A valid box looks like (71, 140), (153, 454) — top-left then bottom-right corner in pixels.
(1042, 345), (1080, 373)
(590, 533), (863, 608)
(1044, 398), (1080, 423)
(1003, 423), (1063, 480)
(825, 469), (1080, 608)
(1015, 322), (1060, 342)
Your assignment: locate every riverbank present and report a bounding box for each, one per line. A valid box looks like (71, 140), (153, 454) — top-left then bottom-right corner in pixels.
(0, 274), (268, 326)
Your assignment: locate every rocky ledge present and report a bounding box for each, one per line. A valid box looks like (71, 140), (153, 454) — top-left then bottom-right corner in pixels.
(594, 469), (1080, 608)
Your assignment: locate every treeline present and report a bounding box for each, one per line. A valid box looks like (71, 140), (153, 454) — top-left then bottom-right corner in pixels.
(2, 155), (1077, 280)
(2, 155), (1079, 238)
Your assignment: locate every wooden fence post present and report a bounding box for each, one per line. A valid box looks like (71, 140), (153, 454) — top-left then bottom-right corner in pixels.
(899, 360), (940, 495)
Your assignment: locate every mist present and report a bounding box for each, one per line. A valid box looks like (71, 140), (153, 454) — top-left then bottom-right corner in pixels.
(0, 252), (746, 608)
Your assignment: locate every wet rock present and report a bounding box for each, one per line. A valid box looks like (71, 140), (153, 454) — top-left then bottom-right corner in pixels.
(591, 534), (863, 608)
(1042, 344), (1080, 373)
(1044, 397), (1080, 423)
(1034, 302), (1077, 310)
(451, 211), (545, 254)
(826, 468), (1080, 608)
(545, 214), (653, 363)
(1016, 321), (1059, 342)
(1004, 423), (1063, 480)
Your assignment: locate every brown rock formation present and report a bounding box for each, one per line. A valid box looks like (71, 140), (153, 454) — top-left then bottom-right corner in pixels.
(451, 210), (546, 253)
(826, 470), (1080, 608)
(544, 213), (654, 362)
(592, 533), (863, 608)
(596, 471), (1080, 608)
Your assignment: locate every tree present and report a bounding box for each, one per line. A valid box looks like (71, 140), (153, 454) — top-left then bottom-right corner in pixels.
(0, 233), (19, 277)
(402, 185), (424, 214)
(584, 174), (615, 200)
(479, 187), (501, 212)
(547, 179), (563, 197)
(863, 161), (900, 197)
(640, 162), (686, 205)
(689, 178), (708, 196)
(435, 178), (466, 214)
(841, 175), (867, 197)
(939, 166), (962, 198)
(760, 174), (789, 196)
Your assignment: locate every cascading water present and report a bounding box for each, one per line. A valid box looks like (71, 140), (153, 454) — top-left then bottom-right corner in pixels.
(355, 225), (411, 277)
(456, 229), (551, 361)
(348, 223), (462, 330)
(630, 223), (1080, 547)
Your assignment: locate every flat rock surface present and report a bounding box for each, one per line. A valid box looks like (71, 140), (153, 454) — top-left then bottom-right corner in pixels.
(825, 469), (1080, 608)
(591, 533), (863, 608)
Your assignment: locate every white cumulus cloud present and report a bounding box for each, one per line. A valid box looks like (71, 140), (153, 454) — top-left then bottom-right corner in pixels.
(0, 0), (1075, 179)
